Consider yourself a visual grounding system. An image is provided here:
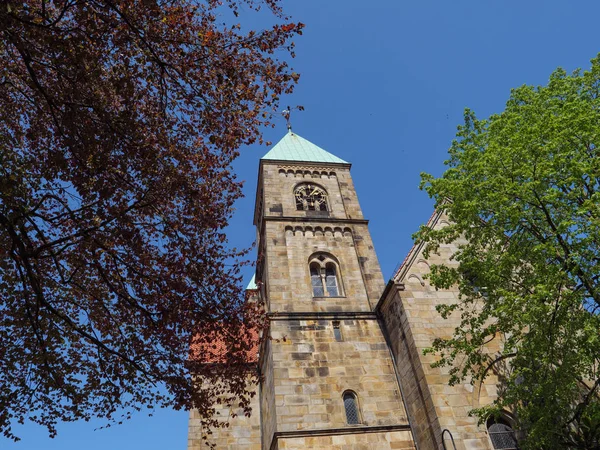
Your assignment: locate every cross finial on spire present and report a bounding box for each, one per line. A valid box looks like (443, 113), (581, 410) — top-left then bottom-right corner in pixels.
(282, 106), (292, 131)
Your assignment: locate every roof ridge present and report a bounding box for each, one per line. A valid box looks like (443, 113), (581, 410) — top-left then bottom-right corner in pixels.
(392, 209), (444, 282)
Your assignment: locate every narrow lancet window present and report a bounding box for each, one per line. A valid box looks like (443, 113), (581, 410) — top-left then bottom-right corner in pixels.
(343, 391), (360, 425)
(333, 321), (343, 342)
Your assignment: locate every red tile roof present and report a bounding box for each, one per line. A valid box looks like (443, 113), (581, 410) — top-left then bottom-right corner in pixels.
(190, 324), (260, 365)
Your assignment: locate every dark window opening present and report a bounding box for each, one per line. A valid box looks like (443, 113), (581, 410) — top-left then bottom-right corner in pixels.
(487, 417), (518, 449)
(333, 321), (342, 342)
(343, 392), (360, 425)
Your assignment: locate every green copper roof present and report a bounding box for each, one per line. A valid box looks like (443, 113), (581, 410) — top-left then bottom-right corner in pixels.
(246, 274), (258, 290)
(261, 130), (348, 164)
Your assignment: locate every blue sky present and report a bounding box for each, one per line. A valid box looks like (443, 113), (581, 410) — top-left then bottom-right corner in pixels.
(7, 1), (600, 449)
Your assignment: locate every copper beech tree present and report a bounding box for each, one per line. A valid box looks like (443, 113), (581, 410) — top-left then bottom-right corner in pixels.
(0, 0), (302, 440)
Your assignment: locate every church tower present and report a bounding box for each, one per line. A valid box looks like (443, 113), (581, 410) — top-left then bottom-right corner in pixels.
(188, 130), (511, 449)
(188, 130), (420, 449)
(253, 130), (416, 449)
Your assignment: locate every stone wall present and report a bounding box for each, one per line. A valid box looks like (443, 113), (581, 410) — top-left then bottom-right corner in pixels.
(259, 164), (364, 224)
(259, 161), (385, 315)
(351, 222), (386, 307)
(260, 339), (277, 450)
(377, 211), (504, 450)
(188, 376), (262, 450)
(378, 284), (443, 450)
(268, 318), (409, 435)
(264, 221), (370, 313)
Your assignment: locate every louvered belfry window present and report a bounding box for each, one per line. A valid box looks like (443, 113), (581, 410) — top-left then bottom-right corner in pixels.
(343, 392), (360, 425)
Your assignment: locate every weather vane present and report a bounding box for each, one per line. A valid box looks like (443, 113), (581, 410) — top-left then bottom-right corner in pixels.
(282, 106), (292, 131)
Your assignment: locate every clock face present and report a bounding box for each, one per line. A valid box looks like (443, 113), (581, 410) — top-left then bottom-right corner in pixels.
(295, 184), (328, 211)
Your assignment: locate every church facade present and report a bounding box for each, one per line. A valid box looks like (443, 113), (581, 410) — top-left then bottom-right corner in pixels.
(187, 131), (517, 450)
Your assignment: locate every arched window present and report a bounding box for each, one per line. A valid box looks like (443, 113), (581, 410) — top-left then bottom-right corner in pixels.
(487, 417), (518, 449)
(308, 254), (342, 297)
(343, 391), (361, 425)
(294, 183), (328, 211)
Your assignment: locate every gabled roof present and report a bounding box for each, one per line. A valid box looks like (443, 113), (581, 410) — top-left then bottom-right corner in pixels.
(190, 325), (260, 364)
(393, 209), (444, 282)
(261, 130), (348, 164)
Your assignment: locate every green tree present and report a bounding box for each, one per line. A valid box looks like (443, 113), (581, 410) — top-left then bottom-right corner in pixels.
(0, 0), (302, 441)
(418, 55), (600, 448)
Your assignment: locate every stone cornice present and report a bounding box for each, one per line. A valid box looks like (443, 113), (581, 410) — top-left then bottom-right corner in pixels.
(260, 158), (352, 170)
(268, 311), (377, 321)
(263, 216), (369, 225)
